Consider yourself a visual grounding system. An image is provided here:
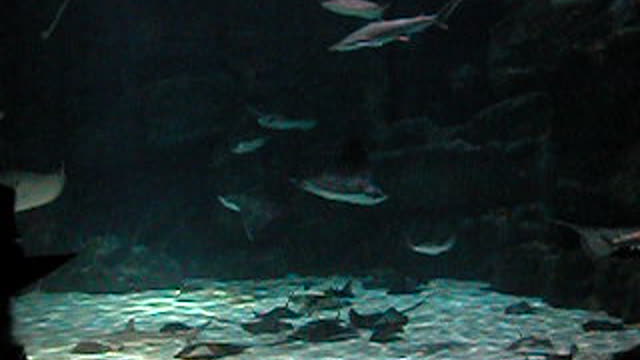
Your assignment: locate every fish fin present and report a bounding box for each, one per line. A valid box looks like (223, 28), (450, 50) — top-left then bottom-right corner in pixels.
(435, 0), (463, 28)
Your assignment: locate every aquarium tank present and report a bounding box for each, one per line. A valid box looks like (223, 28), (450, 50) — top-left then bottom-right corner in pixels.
(2, 0), (640, 359)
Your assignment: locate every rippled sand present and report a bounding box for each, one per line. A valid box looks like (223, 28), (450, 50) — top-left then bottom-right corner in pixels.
(12, 277), (640, 359)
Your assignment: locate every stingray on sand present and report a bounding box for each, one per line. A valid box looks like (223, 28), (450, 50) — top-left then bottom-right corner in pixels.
(78, 318), (208, 349)
(289, 318), (359, 342)
(174, 342), (249, 359)
(217, 191), (285, 241)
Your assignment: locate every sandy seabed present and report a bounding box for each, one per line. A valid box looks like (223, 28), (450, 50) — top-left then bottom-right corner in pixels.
(13, 276), (640, 360)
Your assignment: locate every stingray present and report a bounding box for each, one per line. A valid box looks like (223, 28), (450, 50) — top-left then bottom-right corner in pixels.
(289, 291), (352, 314)
(253, 300), (302, 320)
(217, 192), (284, 241)
(85, 318), (206, 348)
(0, 165), (65, 212)
(324, 280), (355, 298)
(69, 341), (123, 354)
(551, 219), (640, 259)
(349, 300), (423, 329)
(504, 301), (539, 315)
(369, 322), (405, 342)
(241, 317), (294, 335)
(159, 320), (212, 336)
(288, 319), (359, 342)
(292, 137), (388, 206)
(209, 310), (294, 335)
(174, 342), (249, 359)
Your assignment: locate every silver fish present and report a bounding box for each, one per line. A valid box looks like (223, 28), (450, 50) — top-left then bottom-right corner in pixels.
(248, 105), (316, 131)
(321, 0), (388, 20)
(230, 136), (270, 154)
(292, 173), (387, 206)
(329, 0), (463, 52)
(217, 195), (241, 212)
(0, 165), (66, 212)
(257, 113), (316, 131)
(408, 236), (456, 256)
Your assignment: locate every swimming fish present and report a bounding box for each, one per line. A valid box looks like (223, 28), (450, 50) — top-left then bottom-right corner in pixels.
(408, 236), (456, 256)
(0, 165), (66, 212)
(329, 0), (463, 51)
(258, 113), (317, 131)
(291, 172), (387, 206)
(551, 220), (640, 259)
(230, 136), (270, 154)
(248, 106), (317, 131)
(321, 0), (388, 20)
(217, 192), (284, 241)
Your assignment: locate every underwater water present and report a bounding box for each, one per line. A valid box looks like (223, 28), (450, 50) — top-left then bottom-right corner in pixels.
(13, 276), (640, 360)
(3, 0), (640, 359)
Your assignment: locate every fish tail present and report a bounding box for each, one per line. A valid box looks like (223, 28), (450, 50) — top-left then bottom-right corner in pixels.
(435, 0), (463, 28)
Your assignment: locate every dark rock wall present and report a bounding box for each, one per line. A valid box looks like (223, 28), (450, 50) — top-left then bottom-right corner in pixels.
(2, 0), (639, 320)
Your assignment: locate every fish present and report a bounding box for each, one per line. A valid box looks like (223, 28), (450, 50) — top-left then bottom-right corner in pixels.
(320, 0), (388, 20)
(174, 342), (249, 359)
(291, 172), (387, 206)
(84, 318), (206, 348)
(0, 165), (66, 212)
(217, 192), (284, 241)
(253, 303), (302, 320)
(230, 136), (270, 154)
(70, 341), (123, 354)
(159, 321), (212, 336)
(329, 0), (463, 51)
(289, 291), (352, 313)
(324, 280), (355, 298)
(241, 317), (293, 334)
(349, 300), (423, 329)
(258, 114), (317, 131)
(289, 319), (359, 342)
(248, 106), (317, 131)
(369, 322), (404, 342)
(408, 236), (456, 256)
(551, 220), (640, 259)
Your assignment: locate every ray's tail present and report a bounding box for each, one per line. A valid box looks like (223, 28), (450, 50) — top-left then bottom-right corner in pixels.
(434, 0), (464, 30)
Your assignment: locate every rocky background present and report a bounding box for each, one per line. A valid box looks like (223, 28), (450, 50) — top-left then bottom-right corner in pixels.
(2, 0), (640, 322)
